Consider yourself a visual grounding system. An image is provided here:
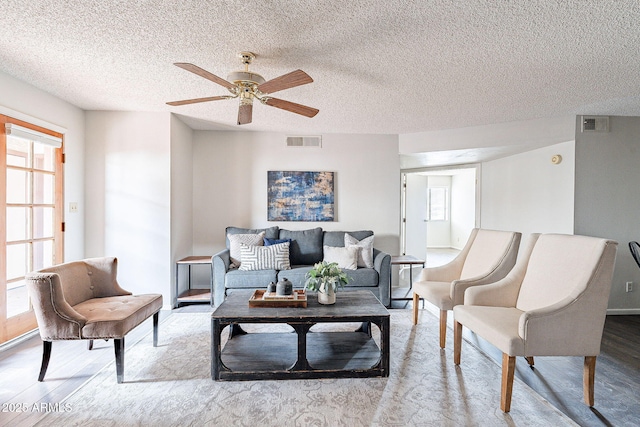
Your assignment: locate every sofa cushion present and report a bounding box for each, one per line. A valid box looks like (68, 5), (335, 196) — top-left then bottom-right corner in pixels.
(342, 268), (379, 288)
(226, 226), (279, 248)
(277, 265), (313, 288)
(228, 232), (265, 268)
(239, 242), (291, 271)
(344, 234), (375, 268)
(279, 228), (323, 265)
(323, 230), (374, 247)
(226, 268), (277, 288)
(323, 245), (359, 270)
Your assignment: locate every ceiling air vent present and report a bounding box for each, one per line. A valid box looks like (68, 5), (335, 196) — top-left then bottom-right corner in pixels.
(286, 135), (322, 147)
(581, 116), (609, 132)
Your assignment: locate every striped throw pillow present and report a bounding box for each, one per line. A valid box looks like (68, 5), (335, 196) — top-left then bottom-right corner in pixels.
(239, 242), (291, 271)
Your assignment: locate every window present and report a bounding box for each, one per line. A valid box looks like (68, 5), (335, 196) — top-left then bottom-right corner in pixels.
(1, 115), (64, 344)
(427, 187), (448, 221)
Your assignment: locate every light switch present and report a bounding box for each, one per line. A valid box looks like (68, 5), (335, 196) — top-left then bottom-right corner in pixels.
(69, 202), (79, 213)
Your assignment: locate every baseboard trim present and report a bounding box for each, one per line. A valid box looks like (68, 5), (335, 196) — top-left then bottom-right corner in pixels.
(606, 308), (640, 315)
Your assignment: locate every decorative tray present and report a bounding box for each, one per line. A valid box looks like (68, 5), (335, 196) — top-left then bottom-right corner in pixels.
(249, 289), (307, 308)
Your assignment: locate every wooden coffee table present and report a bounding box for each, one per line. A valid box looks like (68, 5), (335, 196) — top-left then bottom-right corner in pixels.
(211, 290), (390, 381)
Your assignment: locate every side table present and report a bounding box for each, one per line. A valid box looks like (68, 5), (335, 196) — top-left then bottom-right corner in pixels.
(390, 255), (425, 306)
(175, 256), (213, 308)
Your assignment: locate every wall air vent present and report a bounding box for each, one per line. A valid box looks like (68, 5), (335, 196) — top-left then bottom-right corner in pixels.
(581, 116), (609, 132)
(286, 135), (322, 147)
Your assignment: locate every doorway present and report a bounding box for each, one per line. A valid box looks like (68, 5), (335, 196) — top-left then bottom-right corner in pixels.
(401, 165), (478, 272)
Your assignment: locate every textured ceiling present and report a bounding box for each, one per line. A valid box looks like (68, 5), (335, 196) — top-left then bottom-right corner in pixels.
(1, 0), (640, 135)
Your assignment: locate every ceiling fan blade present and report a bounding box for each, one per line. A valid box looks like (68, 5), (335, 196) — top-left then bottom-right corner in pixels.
(174, 63), (236, 91)
(264, 97), (319, 118)
(237, 102), (253, 125)
(166, 96), (230, 106)
(257, 70), (313, 94)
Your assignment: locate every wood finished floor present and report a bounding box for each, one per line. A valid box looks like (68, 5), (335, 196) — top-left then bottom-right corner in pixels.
(1, 305), (638, 426)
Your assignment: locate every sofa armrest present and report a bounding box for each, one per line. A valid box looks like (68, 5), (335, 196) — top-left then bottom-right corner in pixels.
(26, 272), (87, 340)
(212, 249), (231, 307)
(373, 248), (391, 307)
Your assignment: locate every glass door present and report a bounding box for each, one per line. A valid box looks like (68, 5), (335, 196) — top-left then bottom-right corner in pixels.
(1, 116), (64, 344)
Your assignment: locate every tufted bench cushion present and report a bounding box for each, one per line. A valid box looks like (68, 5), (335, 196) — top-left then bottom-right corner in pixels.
(73, 294), (163, 339)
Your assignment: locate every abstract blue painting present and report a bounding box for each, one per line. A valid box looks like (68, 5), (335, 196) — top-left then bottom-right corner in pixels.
(267, 171), (335, 221)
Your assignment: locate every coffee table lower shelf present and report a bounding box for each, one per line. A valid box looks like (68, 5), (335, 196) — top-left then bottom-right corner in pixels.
(215, 329), (383, 381)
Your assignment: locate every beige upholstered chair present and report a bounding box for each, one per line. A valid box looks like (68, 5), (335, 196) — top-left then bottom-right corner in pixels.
(453, 234), (617, 412)
(26, 257), (163, 383)
(412, 228), (521, 348)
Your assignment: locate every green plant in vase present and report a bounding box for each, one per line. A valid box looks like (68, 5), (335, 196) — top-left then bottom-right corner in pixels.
(305, 261), (351, 305)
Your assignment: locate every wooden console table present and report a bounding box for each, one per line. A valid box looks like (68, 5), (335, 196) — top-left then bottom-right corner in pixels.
(174, 256), (213, 307)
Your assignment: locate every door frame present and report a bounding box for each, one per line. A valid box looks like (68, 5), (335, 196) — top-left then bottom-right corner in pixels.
(1, 114), (64, 344)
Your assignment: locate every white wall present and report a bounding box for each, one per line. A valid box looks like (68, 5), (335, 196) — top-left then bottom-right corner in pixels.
(192, 132), (400, 256)
(480, 140), (575, 237)
(170, 116), (194, 299)
(450, 168), (476, 249)
(0, 71), (85, 261)
(575, 116), (640, 313)
(399, 115), (576, 154)
(85, 111), (172, 305)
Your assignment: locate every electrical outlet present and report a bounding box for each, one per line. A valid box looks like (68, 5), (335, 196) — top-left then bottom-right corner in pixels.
(626, 281), (633, 292)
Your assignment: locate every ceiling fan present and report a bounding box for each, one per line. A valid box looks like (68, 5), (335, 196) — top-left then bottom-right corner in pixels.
(167, 52), (319, 125)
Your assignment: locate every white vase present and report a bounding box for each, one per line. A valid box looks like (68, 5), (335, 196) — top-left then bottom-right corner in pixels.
(317, 288), (336, 305)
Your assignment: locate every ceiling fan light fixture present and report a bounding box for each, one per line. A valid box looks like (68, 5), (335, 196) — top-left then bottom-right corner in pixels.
(226, 70), (266, 86)
(167, 51), (318, 125)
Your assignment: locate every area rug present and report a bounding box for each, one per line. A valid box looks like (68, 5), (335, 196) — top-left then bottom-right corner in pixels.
(35, 311), (576, 426)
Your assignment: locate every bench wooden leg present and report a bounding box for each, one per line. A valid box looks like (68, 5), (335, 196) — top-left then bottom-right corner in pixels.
(439, 310), (447, 348)
(114, 338), (125, 383)
(153, 312), (159, 347)
(87, 340), (94, 350)
(501, 353), (516, 412)
(584, 356), (596, 407)
(525, 356), (534, 367)
(38, 341), (52, 382)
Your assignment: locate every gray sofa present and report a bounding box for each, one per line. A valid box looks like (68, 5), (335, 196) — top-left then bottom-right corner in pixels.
(212, 226), (391, 307)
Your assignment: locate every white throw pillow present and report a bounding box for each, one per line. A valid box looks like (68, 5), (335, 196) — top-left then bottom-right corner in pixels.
(228, 231), (265, 268)
(344, 234), (374, 268)
(323, 245), (359, 270)
(239, 242), (291, 271)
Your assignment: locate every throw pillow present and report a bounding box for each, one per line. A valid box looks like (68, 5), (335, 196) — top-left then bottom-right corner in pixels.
(345, 234), (375, 268)
(323, 245), (359, 270)
(239, 242), (291, 271)
(228, 231), (265, 268)
(264, 237), (293, 246)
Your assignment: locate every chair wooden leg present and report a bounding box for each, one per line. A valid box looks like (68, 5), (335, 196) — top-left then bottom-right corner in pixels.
(453, 321), (462, 365)
(412, 293), (419, 325)
(501, 354), (516, 412)
(87, 339), (94, 350)
(38, 341), (52, 382)
(525, 356), (534, 367)
(153, 312), (159, 347)
(114, 338), (125, 383)
(439, 310), (447, 348)
(584, 356), (596, 407)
